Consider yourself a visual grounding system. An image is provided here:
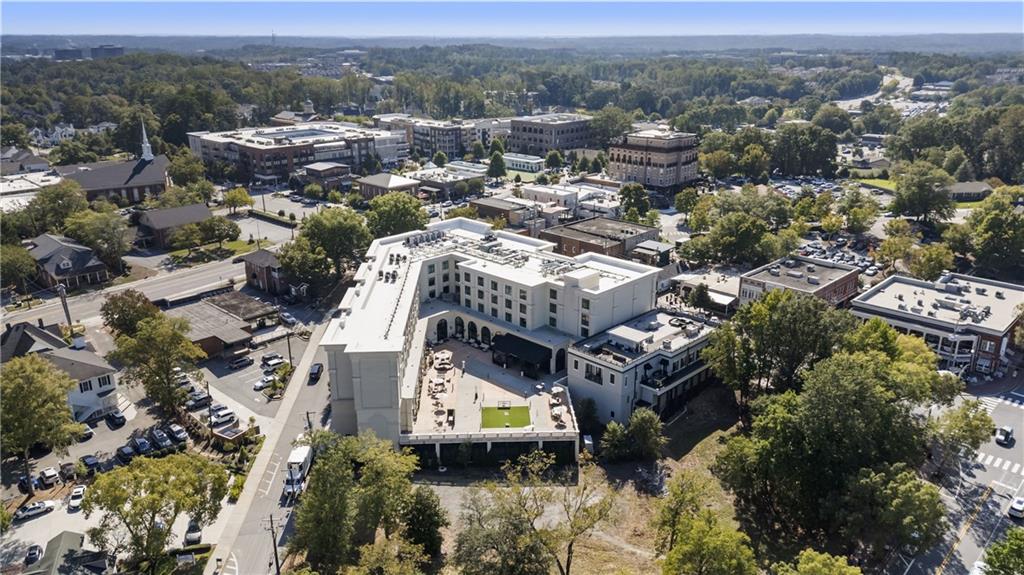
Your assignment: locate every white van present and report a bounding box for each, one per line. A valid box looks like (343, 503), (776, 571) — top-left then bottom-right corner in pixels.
(282, 445), (313, 498)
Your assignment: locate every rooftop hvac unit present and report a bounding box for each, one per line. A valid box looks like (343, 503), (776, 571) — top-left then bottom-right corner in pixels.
(807, 276), (820, 285)
(898, 303), (908, 310)
(784, 259), (797, 268)
(911, 307), (923, 314)
(662, 339), (673, 350)
(996, 291), (1005, 299)
(786, 270), (804, 278)
(927, 311), (936, 317)
(685, 324), (701, 337)
(976, 287), (988, 295)
(647, 321), (661, 331)
(806, 265), (816, 272)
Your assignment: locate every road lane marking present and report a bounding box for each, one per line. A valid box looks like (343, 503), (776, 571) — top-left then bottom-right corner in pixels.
(1009, 391), (1024, 399)
(977, 452), (986, 462)
(1003, 459), (1013, 471)
(936, 484), (992, 575)
(984, 454), (994, 465)
(1013, 463), (1021, 474)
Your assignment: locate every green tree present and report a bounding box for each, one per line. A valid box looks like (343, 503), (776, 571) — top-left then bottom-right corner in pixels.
(820, 213), (844, 237)
(487, 151), (507, 179)
(23, 180), (89, 235)
(643, 209), (661, 228)
(327, 190), (344, 204)
(771, 550), (861, 575)
(1, 355), (83, 495)
(154, 185), (204, 209)
(0, 243), (36, 292)
(985, 528), (1024, 575)
(186, 180), (216, 204)
(704, 212), (771, 264)
(966, 186), (1024, 273)
(432, 151), (448, 167)
(0, 506), (11, 533)
(575, 156), (591, 173)
(278, 235), (333, 290)
(654, 471), (708, 553)
(674, 188), (699, 220)
(892, 161), (955, 223)
(930, 400), (993, 469)
(100, 289), (160, 337)
(662, 511), (758, 575)
(907, 243), (954, 281)
(170, 223), (203, 255)
(198, 216), (241, 249)
(111, 315), (206, 415)
(167, 154), (205, 186)
(446, 205), (479, 220)
(64, 209), (132, 271)
(590, 105), (632, 148)
(403, 486), (449, 560)
(366, 192), (428, 238)
(83, 453), (228, 570)
(599, 420), (630, 462)
(302, 207), (372, 276)
(811, 104), (853, 135)
(688, 283), (714, 310)
(304, 183), (324, 199)
(689, 195), (716, 232)
(628, 407), (667, 460)
(1, 121), (30, 148)
(470, 140), (487, 160)
(222, 187), (253, 214)
(942, 223), (973, 257)
(545, 150), (564, 169)
(489, 138), (505, 155)
(619, 183), (650, 214)
(49, 139), (100, 165)
(701, 150), (735, 180)
(738, 144), (770, 179)
(345, 535), (426, 575)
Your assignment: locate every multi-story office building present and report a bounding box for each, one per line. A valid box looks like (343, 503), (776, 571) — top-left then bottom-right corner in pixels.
(319, 218), (660, 464)
(607, 128), (699, 192)
(509, 113), (593, 156)
(568, 310), (716, 424)
(519, 181), (622, 218)
(851, 273), (1024, 374)
(409, 119), (466, 159)
(187, 122), (408, 180)
(739, 256), (860, 307)
(503, 153), (545, 173)
(90, 45), (124, 59)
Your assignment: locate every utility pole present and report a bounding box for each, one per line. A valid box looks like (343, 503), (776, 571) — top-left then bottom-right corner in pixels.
(265, 514), (282, 575)
(57, 283), (72, 326)
(286, 332), (293, 366)
(305, 410), (315, 431)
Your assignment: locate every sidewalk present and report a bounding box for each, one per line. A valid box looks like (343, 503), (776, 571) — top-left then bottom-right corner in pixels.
(203, 318), (330, 575)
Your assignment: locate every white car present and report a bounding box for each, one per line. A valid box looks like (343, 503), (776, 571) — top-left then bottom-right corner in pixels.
(68, 485), (86, 511)
(39, 466), (59, 486)
(14, 500), (55, 521)
(210, 409), (236, 427)
(254, 375), (276, 390)
(280, 312), (297, 325)
(1009, 496), (1024, 519)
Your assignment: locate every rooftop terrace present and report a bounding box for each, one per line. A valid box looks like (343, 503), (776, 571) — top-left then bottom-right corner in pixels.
(573, 310), (715, 367)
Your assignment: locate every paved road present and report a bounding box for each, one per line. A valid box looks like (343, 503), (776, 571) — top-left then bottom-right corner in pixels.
(892, 377), (1024, 575)
(206, 320), (333, 575)
(1, 259), (244, 328)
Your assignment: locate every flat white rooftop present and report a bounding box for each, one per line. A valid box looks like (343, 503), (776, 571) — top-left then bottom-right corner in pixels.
(629, 128), (697, 140)
(190, 122), (396, 150)
(323, 217), (657, 352)
(853, 273), (1024, 336)
(514, 113), (591, 125)
(574, 310), (713, 367)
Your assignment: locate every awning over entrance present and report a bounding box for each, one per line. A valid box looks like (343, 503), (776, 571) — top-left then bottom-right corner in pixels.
(491, 333), (551, 366)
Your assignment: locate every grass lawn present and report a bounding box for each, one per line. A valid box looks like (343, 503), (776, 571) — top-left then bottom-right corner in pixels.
(112, 264), (159, 286)
(858, 178), (896, 191)
(506, 169), (541, 183)
(955, 199), (986, 209)
(169, 240), (260, 266)
(481, 406), (531, 428)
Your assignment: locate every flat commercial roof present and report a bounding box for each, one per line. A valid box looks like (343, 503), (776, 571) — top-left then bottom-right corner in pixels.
(166, 301), (251, 345)
(853, 273), (1024, 336)
(573, 310), (713, 367)
(566, 217), (655, 241)
(744, 256), (857, 292)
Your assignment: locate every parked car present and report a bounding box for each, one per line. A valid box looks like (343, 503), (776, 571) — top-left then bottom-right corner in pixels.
(80, 454), (101, 474)
(254, 374), (277, 391)
(210, 409), (236, 427)
(39, 466), (59, 487)
(79, 426), (94, 442)
(1009, 496), (1024, 519)
(210, 403), (229, 416)
(25, 544), (43, 564)
(995, 426), (1014, 446)
(185, 390), (211, 410)
(264, 357), (286, 370)
(309, 363), (324, 382)
(167, 423), (189, 443)
(229, 356), (254, 370)
(14, 500), (55, 521)
(150, 428), (173, 449)
(68, 485), (86, 511)
(106, 409), (127, 427)
(131, 436), (153, 455)
(116, 445), (136, 464)
(280, 312), (297, 325)
(261, 352), (283, 365)
(17, 475), (41, 493)
(184, 519), (203, 546)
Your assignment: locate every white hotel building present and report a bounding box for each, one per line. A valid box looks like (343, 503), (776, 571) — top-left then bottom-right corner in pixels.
(320, 218), (661, 465)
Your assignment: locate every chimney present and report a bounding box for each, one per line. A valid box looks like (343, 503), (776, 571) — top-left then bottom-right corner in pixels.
(37, 318), (44, 328)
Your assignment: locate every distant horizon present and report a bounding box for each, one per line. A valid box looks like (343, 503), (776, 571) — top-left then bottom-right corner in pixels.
(5, 32), (1022, 38)
(3, 2), (1022, 37)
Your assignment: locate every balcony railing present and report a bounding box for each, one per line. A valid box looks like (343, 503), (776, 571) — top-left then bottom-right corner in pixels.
(641, 360), (706, 390)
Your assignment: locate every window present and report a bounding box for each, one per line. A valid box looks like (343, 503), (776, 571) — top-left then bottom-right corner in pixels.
(464, 272), (470, 282)
(428, 277), (435, 286)
(573, 359), (579, 370)
(582, 298), (590, 310)
(442, 273), (449, 283)
(609, 374), (615, 384)
(427, 264), (435, 274)
(505, 299), (512, 309)
(549, 303), (557, 313)
(491, 308), (498, 318)
(505, 312), (512, 322)
(584, 363), (603, 384)
(490, 280), (498, 291)
(520, 318), (527, 327)
(549, 317), (557, 328)
(550, 289), (557, 300)
(477, 276), (483, 286)
(519, 303), (526, 314)
(491, 294), (498, 304)
(79, 380), (93, 393)
(442, 261), (449, 270)
(478, 303), (484, 313)
(505, 285), (512, 295)
(580, 327), (589, 338)
(465, 298), (471, 308)
(429, 290), (436, 298)
(98, 375), (112, 387)
(519, 289), (527, 300)
(981, 340), (996, 353)
(581, 314), (589, 326)
(477, 289), (484, 300)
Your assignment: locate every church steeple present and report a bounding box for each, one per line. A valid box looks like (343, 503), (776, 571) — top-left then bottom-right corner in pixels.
(140, 120), (154, 162)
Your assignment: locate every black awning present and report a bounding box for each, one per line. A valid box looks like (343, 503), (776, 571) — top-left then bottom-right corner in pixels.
(491, 333), (551, 365)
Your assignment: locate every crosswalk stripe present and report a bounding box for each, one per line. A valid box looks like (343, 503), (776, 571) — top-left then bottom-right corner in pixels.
(1013, 463), (1021, 474)
(1003, 459), (1013, 471)
(994, 457), (1004, 468)
(984, 454), (994, 465)
(977, 452), (986, 462)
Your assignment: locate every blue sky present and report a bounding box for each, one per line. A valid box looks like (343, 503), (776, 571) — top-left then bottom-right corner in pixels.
(2, 2), (1022, 36)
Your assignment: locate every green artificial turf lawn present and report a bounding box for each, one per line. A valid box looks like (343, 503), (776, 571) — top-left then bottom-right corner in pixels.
(481, 406), (531, 428)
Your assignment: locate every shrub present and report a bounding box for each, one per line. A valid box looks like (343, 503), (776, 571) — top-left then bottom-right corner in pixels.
(289, 212), (296, 221)
(228, 472), (247, 502)
(278, 209), (285, 217)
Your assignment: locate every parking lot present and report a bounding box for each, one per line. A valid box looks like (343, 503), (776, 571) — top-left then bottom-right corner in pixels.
(798, 237), (882, 278)
(200, 335), (309, 419)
